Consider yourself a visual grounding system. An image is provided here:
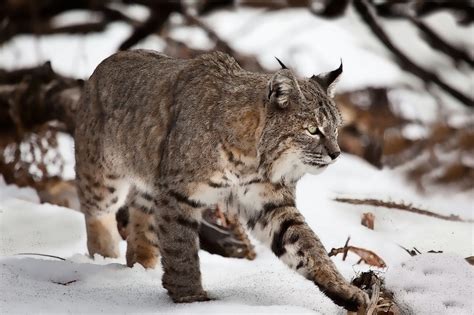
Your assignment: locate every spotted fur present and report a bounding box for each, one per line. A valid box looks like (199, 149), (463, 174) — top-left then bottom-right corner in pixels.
(75, 50), (368, 311)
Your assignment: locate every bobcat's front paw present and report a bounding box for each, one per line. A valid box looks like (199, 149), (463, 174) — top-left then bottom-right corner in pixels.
(170, 291), (212, 303)
(348, 287), (370, 314)
(329, 284), (370, 313)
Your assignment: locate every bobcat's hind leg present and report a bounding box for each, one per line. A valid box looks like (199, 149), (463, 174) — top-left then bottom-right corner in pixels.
(77, 171), (130, 258)
(122, 188), (160, 269)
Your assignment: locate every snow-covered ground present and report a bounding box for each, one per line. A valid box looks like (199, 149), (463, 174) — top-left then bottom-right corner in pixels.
(1, 154), (473, 314)
(0, 5), (473, 315)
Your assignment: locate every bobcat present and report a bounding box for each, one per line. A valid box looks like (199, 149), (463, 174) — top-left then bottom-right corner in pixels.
(75, 49), (369, 311)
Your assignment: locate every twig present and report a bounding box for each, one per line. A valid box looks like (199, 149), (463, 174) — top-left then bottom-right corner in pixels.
(350, 271), (400, 315)
(118, 3), (181, 51)
(183, 14), (265, 72)
(366, 275), (381, 315)
(415, 1), (474, 25)
(52, 279), (77, 286)
(310, 0), (350, 18)
(334, 197), (472, 223)
(399, 245), (437, 257)
(408, 16), (474, 67)
(373, 0), (474, 25)
(369, 2), (474, 67)
(15, 253), (66, 260)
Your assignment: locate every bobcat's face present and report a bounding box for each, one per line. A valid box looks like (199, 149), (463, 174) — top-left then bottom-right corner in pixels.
(261, 62), (343, 184)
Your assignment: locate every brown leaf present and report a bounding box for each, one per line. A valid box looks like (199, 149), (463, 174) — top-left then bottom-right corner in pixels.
(329, 237), (386, 268)
(361, 212), (375, 230)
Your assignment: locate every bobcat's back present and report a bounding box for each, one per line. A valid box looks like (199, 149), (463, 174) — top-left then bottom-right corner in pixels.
(76, 50), (263, 185)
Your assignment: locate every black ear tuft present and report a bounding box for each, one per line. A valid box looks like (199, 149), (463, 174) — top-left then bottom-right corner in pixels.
(311, 60), (343, 98)
(275, 57), (288, 70)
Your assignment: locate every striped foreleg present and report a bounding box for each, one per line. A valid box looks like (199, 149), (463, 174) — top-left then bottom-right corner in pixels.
(155, 189), (210, 303)
(245, 203), (369, 312)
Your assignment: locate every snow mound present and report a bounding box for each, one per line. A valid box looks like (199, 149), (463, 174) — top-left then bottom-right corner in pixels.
(0, 188), (86, 257)
(385, 254), (473, 315)
(0, 253), (340, 314)
(1, 154), (473, 314)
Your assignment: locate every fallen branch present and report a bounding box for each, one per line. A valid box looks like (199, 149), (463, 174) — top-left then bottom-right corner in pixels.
(15, 253), (66, 261)
(0, 61), (81, 135)
(52, 280), (78, 286)
(334, 197), (472, 223)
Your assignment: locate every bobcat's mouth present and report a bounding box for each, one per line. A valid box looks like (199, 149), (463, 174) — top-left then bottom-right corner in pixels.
(302, 156), (334, 168)
(305, 162), (330, 170)
(302, 156), (335, 175)
(303, 162), (329, 176)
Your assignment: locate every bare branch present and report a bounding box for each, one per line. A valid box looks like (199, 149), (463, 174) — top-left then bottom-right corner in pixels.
(353, 0), (473, 107)
(118, 3), (181, 51)
(334, 197), (473, 222)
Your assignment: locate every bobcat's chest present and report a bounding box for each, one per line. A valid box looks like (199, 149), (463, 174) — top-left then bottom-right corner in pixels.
(188, 142), (270, 212)
(188, 168), (285, 221)
(188, 170), (267, 212)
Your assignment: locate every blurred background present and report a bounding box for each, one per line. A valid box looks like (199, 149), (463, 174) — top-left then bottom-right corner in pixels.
(1, 0), (472, 202)
(0, 1), (473, 312)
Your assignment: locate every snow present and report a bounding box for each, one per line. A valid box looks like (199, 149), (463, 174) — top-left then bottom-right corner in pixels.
(0, 5), (473, 315)
(51, 10), (103, 28)
(57, 133), (76, 180)
(168, 26), (214, 50)
(0, 177), (39, 204)
(0, 254), (335, 314)
(1, 154), (472, 314)
(385, 254), (473, 315)
(0, 197), (85, 257)
(0, 22), (133, 78)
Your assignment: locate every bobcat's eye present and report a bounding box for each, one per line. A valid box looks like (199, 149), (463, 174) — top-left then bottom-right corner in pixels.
(306, 125), (320, 136)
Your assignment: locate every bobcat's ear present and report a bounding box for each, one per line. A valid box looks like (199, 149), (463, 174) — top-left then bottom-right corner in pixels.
(311, 60), (343, 98)
(267, 70), (300, 109)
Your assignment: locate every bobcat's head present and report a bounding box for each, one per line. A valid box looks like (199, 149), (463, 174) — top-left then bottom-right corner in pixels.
(260, 60), (343, 184)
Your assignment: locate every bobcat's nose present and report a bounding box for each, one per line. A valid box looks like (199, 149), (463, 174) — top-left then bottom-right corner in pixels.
(329, 151), (340, 160)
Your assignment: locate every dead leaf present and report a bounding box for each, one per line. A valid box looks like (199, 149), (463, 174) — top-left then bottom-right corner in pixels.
(361, 212), (375, 230)
(329, 237), (386, 268)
